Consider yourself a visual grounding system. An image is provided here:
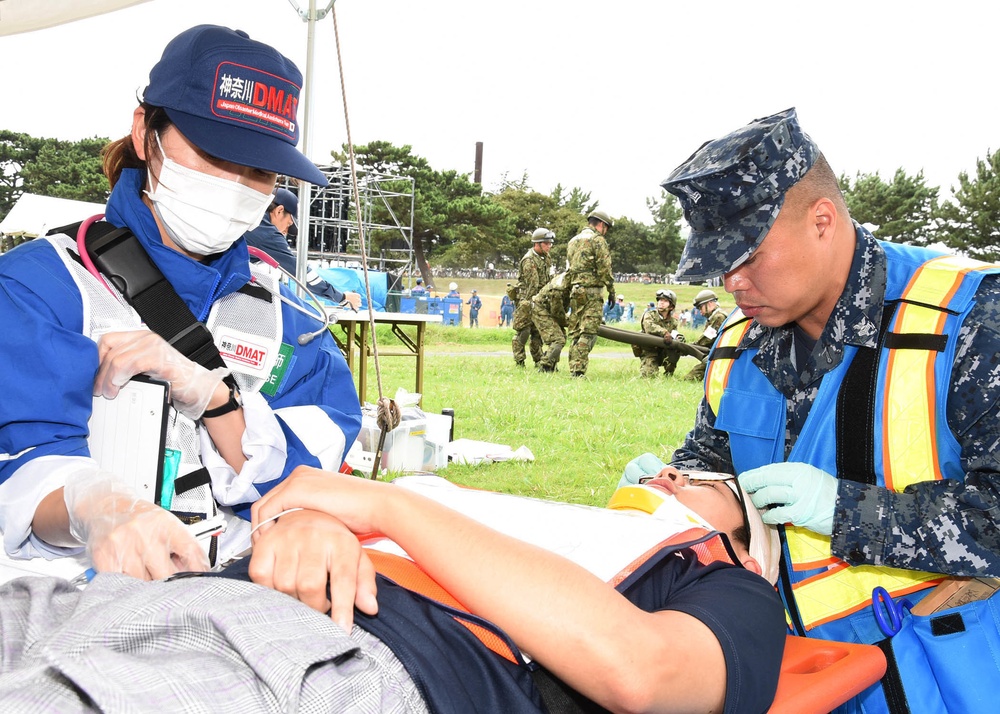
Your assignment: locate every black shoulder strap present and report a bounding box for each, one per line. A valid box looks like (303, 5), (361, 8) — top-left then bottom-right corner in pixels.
(835, 303), (896, 486)
(78, 220), (229, 374)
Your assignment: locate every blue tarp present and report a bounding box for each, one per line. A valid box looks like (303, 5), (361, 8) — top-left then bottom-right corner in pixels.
(316, 267), (388, 311)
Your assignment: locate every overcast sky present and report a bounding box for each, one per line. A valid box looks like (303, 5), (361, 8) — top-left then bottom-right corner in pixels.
(2, 0), (998, 222)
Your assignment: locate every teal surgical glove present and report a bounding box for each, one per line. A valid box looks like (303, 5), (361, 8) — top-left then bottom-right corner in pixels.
(619, 452), (666, 489)
(738, 463), (838, 536)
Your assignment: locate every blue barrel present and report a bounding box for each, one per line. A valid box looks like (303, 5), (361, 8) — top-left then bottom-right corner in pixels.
(442, 297), (463, 326)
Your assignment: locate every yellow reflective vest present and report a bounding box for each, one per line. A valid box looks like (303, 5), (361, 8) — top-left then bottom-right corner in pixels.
(706, 242), (1000, 637)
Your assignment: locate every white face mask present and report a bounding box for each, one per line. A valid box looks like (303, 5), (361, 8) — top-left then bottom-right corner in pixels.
(145, 133), (273, 256)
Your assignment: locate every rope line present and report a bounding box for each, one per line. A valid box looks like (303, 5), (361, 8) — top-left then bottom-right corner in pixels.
(330, 5), (400, 476)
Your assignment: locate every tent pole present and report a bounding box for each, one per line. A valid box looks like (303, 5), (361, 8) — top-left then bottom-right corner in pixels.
(291, 0), (319, 294)
(289, 0), (334, 294)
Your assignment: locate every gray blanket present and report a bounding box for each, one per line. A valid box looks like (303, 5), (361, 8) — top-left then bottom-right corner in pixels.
(0, 574), (427, 713)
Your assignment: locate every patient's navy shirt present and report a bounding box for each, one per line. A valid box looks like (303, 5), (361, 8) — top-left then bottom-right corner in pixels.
(221, 541), (785, 714)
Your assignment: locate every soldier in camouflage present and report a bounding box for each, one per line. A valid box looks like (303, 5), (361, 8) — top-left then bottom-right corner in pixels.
(632, 108), (1000, 714)
(638, 289), (683, 377)
(531, 272), (570, 372)
(680, 289), (727, 382)
(565, 210), (615, 377)
(511, 228), (554, 367)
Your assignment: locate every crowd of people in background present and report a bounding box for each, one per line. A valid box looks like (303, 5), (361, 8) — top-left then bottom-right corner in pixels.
(425, 266), (676, 285)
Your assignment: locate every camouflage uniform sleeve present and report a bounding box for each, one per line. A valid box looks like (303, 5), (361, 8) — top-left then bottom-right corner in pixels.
(832, 276), (1000, 577)
(517, 254), (530, 289)
(670, 398), (736, 474)
(521, 254), (540, 297)
(595, 235), (613, 286)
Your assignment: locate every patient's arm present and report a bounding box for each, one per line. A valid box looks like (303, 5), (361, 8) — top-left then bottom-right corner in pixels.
(252, 467), (728, 714)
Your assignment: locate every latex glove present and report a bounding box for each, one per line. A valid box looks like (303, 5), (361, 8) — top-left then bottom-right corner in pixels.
(249, 508), (378, 633)
(64, 469), (209, 578)
(95, 330), (229, 420)
(619, 452), (667, 489)
(739, 463), (839, 535)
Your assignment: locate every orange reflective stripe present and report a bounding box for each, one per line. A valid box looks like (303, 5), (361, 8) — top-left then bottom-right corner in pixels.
(785, 526), (840, 571)
(883, 255), (1000, 492)
(705, 312), (751, 415)
(785, 528), (940, 630)
(882, 300), (946, 491)
(898, 255), (991, 307)
(368, 549), (520, 664)
(791, 561), (941, 631)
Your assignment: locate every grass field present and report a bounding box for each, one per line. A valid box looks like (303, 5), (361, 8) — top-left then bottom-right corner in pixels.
(349, 279), (718, 507)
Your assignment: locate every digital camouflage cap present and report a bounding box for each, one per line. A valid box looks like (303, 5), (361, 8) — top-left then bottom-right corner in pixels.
(661, 108), (819, 282)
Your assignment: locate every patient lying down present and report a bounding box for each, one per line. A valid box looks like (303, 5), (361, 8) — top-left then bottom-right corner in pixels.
(0, 469), (785, 714)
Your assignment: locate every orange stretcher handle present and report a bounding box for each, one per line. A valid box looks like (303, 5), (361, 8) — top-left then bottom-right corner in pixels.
(769, 635), (887, 714)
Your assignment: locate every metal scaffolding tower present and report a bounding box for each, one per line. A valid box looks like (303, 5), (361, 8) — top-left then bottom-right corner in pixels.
(284, 164), (415, 276)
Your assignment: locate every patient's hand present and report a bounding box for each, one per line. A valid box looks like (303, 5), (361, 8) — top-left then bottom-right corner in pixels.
(247, 508), (378, 632)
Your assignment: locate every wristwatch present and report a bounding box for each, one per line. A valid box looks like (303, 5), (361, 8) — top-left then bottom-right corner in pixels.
(200, 381), (242, 419)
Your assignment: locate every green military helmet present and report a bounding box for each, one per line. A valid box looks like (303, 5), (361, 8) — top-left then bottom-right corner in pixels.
(655, 289), (676, 307)
(693, 289), (718, 308)
(531, 228), (555, 243)
(587, 209), (614, 228)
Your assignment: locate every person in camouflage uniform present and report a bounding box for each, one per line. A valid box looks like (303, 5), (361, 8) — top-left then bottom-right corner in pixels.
(531, 271), (570, 372)
(511, 228), (553, 367)
(638, 289), (683, 377)
(628, 108), (1000, 714)
(565, 210), (615, 377)
(680, 289), (727, 382)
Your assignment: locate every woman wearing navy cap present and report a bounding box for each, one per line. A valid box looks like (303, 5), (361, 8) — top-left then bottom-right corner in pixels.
(0, 26), (364, 605)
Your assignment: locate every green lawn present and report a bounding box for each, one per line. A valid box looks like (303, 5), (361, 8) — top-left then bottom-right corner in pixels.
(349, 295), (711, 507)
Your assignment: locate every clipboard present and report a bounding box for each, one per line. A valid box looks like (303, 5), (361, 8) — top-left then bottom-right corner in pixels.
(87, 375), (170, 505)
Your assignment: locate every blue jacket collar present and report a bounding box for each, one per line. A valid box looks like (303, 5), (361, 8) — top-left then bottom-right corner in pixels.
(103, 168), (253, 321)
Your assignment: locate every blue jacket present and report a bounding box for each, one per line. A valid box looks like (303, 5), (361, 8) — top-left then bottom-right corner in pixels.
(0, 169), (361, 546)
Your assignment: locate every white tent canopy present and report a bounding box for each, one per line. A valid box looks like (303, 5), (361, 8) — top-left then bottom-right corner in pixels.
(0, 0), (151, 36)
(0, 193), (106, 238)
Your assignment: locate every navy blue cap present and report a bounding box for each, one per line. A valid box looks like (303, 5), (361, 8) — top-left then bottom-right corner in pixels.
(272, 187), (299, 224)
(661, 108), (818, 282)
(144, 25), (328, 187)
